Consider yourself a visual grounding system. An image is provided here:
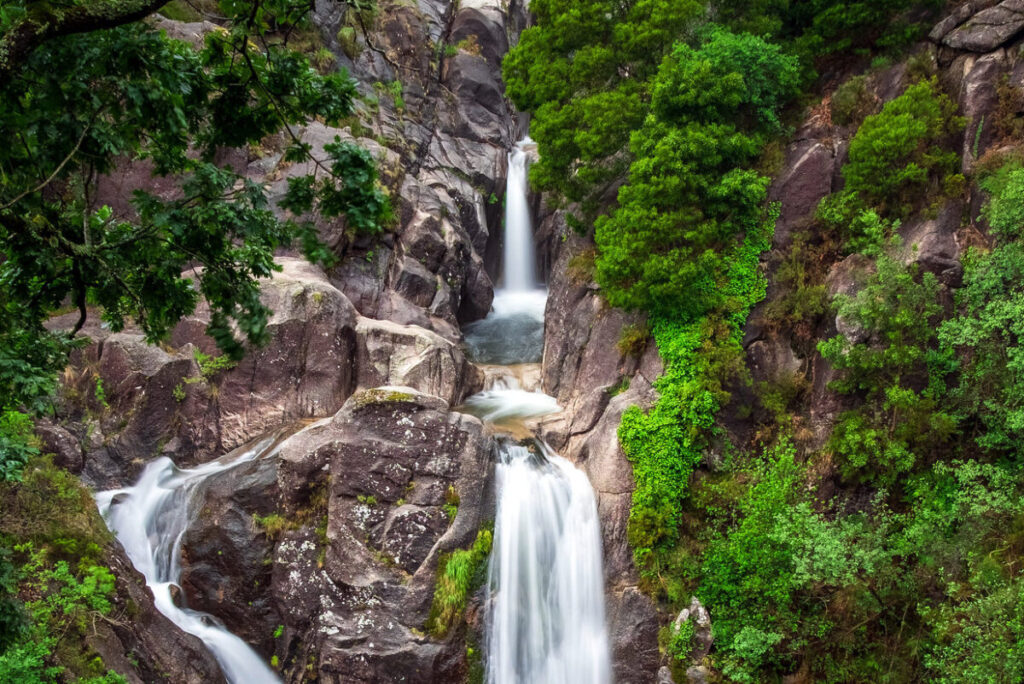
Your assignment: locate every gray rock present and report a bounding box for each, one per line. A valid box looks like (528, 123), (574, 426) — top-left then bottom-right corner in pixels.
(769, 140), (836, 248)
(672, 596), (714, 661)
(354, 317), (482, 405)
(944, 0), (1024, 51)
(899, 202), (964, 285)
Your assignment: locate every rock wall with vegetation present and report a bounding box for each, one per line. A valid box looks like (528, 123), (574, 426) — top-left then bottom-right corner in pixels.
(525, 1), (1024, 682)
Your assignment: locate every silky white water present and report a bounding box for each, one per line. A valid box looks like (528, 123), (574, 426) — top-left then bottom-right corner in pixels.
(95, 428), (313, 684)
(503, 137), (537, 292)
(465, 135), (612, 683)
(486, 442), (612, 684)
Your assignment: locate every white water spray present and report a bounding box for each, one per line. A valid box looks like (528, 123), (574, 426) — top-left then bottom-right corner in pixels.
(95, 427), (319, 684)
(503, 137), (537, 292)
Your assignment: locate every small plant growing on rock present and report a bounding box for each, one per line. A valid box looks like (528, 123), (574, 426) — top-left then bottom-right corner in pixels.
(443, 486), (460, 521)
(254, 513), (291, 540)
(426, 526), (493, 637)
(617, 322), (650, 358)
(193, 350), (236, 380)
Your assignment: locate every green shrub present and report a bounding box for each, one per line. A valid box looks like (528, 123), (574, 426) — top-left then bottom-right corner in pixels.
(595, 30), (799, 319)
(0, 410), (38, 482)
(843, 78), (963, 216)
(831, 75), (874, 127)
(193, 349), (237, 379)
(818, 256), (955, 483)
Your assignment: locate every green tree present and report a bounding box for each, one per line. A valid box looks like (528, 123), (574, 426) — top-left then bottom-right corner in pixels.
(502, 0), (703, 226)
(594, 29), (800, 319)
(818, 256), (955, 482)
(0, 0), (392, 477)
(939, 163), (1024, 456)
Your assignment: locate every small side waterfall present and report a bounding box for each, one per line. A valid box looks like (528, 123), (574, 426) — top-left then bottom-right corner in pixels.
(462, 135), (613, 683)
(96, 427), (314, 684)
(503, 138), (537, 292)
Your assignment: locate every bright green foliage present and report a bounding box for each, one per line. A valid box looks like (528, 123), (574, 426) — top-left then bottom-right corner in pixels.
(427, 527), (492, 637)
(698, 439), (897, 682)
(979, 161), (1024, 239)
(843, 79), (963, 216)
(595, 30), (799, 318)
(940, 243), (1024, 456)
(0, 0), (392, 425)
(939, 162), (1024, 457)
(619, 202), (772, 587)
(193, 349), (237, 380)
(0, 410), (38, 482)
(502, 0), (703, 225)
(818, 256), (954, 483)
(815, 190), (899, 256)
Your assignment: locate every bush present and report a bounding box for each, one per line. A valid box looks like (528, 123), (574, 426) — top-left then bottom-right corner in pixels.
(595, 30), (799, 319)
(818, 256), (954, 483)
(843, 78), (963, 216)
(831, 75), (875, 127)
(0, 410), (38, 482)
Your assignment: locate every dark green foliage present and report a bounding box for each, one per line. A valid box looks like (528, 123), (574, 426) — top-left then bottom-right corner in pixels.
(711, 0), (941, 57)
(818, 256), (955, 483)
(843, 78), (963, 216)
(502, 0), (703, 224)
(0, 547), (27, 656)
(0, 0), (392, 424)
(924, 575), (1024, 682)
(815, 190), (900, 256)
(831, 74), (875, 127)
(594, 30), (799, 318)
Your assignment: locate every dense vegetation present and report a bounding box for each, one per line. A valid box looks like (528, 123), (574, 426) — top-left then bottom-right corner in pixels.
(506, 0), (1024, 680)
(0, 0), (391, 678)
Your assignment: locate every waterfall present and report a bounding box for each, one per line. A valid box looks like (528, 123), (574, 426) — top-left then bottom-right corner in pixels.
(460, 135), (612, 683)
(503, 137), (537, 292)
(486, 443), (612, 684)
(95, 427), (315, 684)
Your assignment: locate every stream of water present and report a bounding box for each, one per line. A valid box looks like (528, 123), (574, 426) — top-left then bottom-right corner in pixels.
(463, 137), (613, 684)
(95, 426), (317, 684)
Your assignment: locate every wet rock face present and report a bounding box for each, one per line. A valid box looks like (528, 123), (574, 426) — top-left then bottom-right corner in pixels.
(176, 388), (494, 683)
(92, 545), (225, 684)
(59, 258), (360, 488)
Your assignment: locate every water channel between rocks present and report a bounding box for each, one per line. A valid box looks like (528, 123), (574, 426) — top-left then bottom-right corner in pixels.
(461, 137), (612, 684)
(96, 137), (612, 684)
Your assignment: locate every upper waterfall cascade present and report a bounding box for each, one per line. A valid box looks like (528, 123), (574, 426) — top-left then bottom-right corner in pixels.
(503, 137), (537, 292)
